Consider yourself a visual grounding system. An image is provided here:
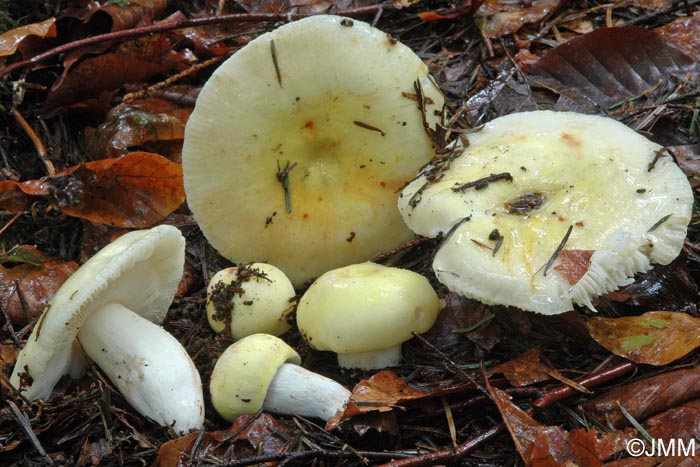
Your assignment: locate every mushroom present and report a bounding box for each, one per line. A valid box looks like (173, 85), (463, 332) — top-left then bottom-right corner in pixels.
(10, 225), (204, 434)
(206, 263), (294, 339)
(182, 15), (444, 287)
(296, 262), (442, 370)
(399, 110), (694, 314)
(210, 333), (351, 423)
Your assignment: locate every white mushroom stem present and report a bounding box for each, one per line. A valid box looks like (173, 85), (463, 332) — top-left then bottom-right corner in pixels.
(263, 363), (351, 422)
(78, 302), (204, 434)
(336, 345), (402, 371)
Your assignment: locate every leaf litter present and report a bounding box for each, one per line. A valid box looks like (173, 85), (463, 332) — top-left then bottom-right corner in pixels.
(1, 1), (700, 466)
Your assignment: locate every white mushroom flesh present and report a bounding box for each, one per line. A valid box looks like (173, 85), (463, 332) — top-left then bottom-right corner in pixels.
(78, 302), (204, 434)
(263, 363), (351, 422)
(399, 110), (694, 314)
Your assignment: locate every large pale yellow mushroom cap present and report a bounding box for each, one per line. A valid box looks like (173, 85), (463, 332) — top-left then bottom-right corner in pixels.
(399, 111), (693, 315)
(182, 15), (443, 287)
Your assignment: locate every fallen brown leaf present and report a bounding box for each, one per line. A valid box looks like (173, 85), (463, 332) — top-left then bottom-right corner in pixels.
(0, 246), (78, 327)
(0, 18), (57, 65)
(0, 152), (184, 228)
(475, 0), (565, 38)
(554, 250), (594, 285)
(657, 11), (700, 63)
(584, 368), (700, 428)
(527, 26), (699, 113)
(327, 370), (430, 429)
(587, 311), (700, 365)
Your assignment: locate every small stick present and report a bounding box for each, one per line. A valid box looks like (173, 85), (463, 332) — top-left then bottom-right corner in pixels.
(8, 400), (54, 464)
(542, 224), (573, 277)
(123, 55), (225, 103)
(10, 109), (55, 175)
(270, 40), (282, 87)
(0, 5), (387, 79)
(647, 213), (672, 233)
(353, 121), (386, 136)
(452, 172), (512, 192)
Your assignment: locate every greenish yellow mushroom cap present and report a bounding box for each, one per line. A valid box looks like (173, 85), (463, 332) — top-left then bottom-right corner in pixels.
(182, 15), (444, 287)
(399, 110), (693, 314)
(296, 262), (442, 369)
(210, 333), (301, 421)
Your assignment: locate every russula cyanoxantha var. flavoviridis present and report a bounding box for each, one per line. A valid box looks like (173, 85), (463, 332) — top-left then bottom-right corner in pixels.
(10, 225), (204, 434)
(182, 14), (444, 287)
(296, 262), (442, 369)
(210, 333), (351, 423)
(399, 110), (693, 315)
(206, 263), (294, 340)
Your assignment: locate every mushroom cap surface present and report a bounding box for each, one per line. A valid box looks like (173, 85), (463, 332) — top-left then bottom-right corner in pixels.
(10, 225), (185, 399)
(399, 110), (693, 314)
(296, 262), (441, 354)
(209, 333), (301, 421)
(206, 263), (294, 339)
(182, 15), (444, 287)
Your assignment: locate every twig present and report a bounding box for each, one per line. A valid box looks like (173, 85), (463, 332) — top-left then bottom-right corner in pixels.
(218, 448), (411, 467)
(123, 55), (225, 103)
(8, 400), (54, 464)
(10, 108), (55, 175)
(624, 0), (700, 25)
(0, 5), (388, 79)
(378, 360), (637, 467)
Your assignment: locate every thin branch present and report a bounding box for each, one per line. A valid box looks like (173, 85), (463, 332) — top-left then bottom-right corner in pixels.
(0, 5), (388, 79)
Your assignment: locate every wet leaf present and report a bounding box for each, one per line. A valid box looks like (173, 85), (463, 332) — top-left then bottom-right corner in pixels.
(645, 399), (700, 441)
(475, 0), (565, 38)
(584, 368), (700, 428)
(554, 250), (594, 285)
(85, 98), (192, 159)
(490, 348), (552, 387)
(588, 311), (700, 365)
(608, 256), (698, 314)
(0, 152), (184, 228)
(657, 11), (700, 64)
(527, 26), (700, 113)
(58, 0), (170, 33)
(42, 34), (188, 116)
(328, 371), (430, 429)
(45, 152), (184, 228)
(0, 18), (56, 65)
(0, 246), (78, 327)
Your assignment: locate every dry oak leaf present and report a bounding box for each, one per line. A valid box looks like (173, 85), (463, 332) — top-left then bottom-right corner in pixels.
(587, 311), (700, 366)
(0, 152), (184, 228)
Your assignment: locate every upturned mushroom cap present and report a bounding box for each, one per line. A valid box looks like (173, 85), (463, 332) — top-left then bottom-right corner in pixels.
(399, 110), (694, 314)
(182, 15), (444, 287)
(10, 225), (185, 399)
(210, 333), (301, 421)
(296, 262), (442, 368)
(206, 263), (294, 340)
